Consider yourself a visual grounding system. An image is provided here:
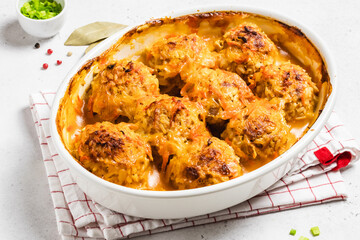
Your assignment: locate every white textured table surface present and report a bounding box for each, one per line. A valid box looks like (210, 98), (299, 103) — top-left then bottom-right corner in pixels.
(1, 0), (360, 239)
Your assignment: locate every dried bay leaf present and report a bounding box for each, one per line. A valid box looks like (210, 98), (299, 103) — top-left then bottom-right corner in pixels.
(85, 40), (102, 54)
(65, 22), (127, 46)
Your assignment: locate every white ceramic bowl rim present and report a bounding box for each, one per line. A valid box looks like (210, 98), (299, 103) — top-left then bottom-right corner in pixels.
(16, 0), (67, 22)
(50, 5), (337, 199)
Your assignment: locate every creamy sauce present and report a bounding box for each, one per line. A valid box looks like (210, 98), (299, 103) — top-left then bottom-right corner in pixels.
(290, 119), (310, 139)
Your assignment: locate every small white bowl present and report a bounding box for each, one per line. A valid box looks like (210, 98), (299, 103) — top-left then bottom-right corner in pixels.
(16, 0), (67, 38)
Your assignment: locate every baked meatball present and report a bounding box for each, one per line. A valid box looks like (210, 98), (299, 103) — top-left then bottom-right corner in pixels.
(85, 59), (160, 122)
(222, 99), (296, 161)
(165, 137), (242, 190)
(134, 96), (209, 140)
(221, 23), (278, 77)
(181, 67), (255, 123)
(249, 62), (318, 121)
(74, 122), (153, 189)
(133, 96), (211, 170)
(145, 34), (216, 86)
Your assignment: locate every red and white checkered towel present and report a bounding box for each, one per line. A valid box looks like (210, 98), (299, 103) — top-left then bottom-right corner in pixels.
(30, 91), (360, 240)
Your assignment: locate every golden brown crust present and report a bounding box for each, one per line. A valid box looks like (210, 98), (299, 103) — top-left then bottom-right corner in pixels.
(165, 137), (242, 189)
(221, 23), (278, 77)
(222, 99), (296, 161)
(249, 62), (319, 121)
(133, 96), (211, 172)
(85, 59), (160, 122)
(145, 34), (216, 85)
(181, 67), (255, 123)
(134, 96), (208, 138)
(74, 122), (153, 189)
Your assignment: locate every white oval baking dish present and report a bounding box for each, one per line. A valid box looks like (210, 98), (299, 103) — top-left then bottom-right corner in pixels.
(50, 5), (337, 219)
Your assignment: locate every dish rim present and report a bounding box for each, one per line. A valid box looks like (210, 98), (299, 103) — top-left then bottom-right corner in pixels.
(50, 5), (337, 198)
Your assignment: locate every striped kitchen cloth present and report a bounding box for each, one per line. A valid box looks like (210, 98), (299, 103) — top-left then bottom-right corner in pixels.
(30, 91), (360, 240)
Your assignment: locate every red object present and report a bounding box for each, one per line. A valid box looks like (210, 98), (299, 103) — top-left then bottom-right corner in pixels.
(47, 49), (53, 55)
(42, 63), (48, 69)
(314, 147), (352, 171)
(57, 60), (62, 65)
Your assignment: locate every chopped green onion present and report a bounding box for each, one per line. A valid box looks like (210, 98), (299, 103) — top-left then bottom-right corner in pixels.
(20, 0), (62, 20)
(298, 237), (309, 240)
(311, 226), (320, 236)
(289, 228), (297, 236)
